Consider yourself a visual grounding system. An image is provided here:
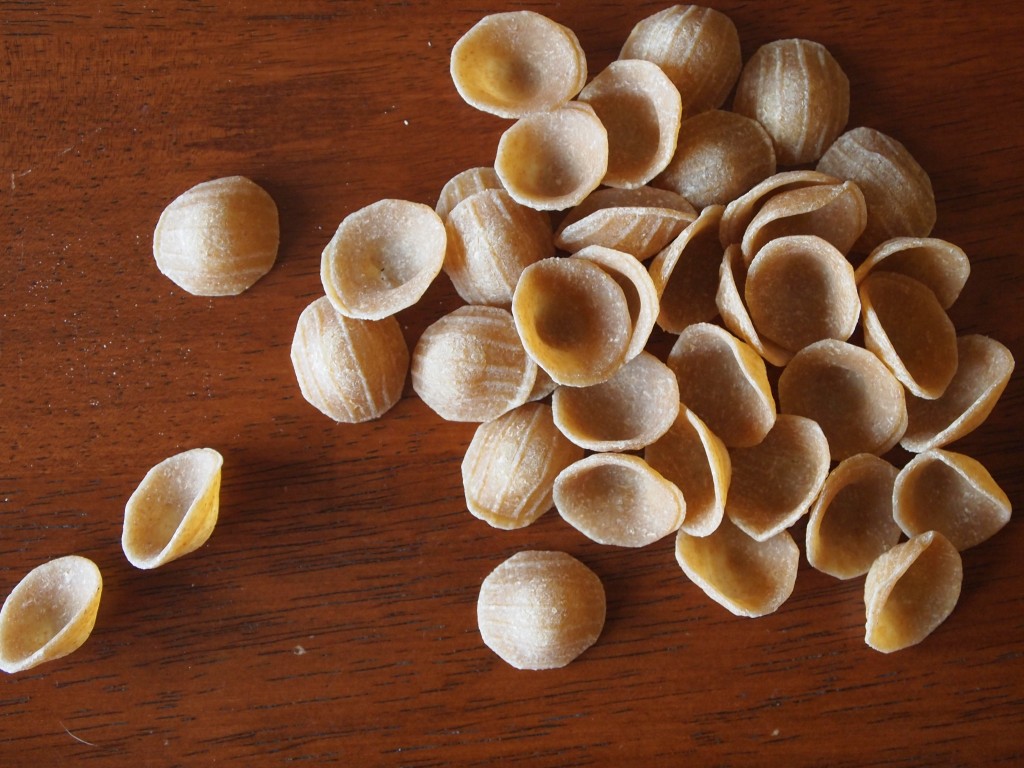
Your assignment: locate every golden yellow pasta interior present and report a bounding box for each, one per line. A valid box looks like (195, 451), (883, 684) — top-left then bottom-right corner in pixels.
(864, 531), (962, 653)
(122, 447), (224, 570)
(450, 11), (587, 118)
(0, 555), (103, 674)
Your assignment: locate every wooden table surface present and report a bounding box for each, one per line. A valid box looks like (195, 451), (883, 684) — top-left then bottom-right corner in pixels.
(2, 1), (1022, 765)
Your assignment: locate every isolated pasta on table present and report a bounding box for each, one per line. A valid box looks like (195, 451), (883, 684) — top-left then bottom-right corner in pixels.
(153, 175), (279, 297)
(122, 447), (224, 570)
(0, 555), (103, 674)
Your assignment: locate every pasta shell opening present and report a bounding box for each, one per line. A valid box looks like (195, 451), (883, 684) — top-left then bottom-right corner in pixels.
(495, 103), (609, 211)
(451, 11), (587, 118)
(321, 199), (446, 320)
(579, 59), (683, 189)
(554, 453), (686, 548)
(0, 556), (103, 674)
(122, 448), (224, 569)
(864, 531), (962, 653)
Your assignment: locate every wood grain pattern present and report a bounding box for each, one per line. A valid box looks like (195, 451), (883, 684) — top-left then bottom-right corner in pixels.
(2, 1), (1022, 765)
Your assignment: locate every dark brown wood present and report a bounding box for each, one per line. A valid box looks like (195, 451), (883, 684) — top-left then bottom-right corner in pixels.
(2, 2), (1022, 765)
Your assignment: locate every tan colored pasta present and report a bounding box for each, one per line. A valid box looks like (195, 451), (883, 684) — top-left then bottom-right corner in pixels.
(572, 245), (658, 362)
(554, 453), (686, 548)
(512, 256), (631, 387)
(860, 271), (958, 400)
(740, 180), (867, 262)
(725, 414), (830, 541)
(153, 175), (279, 296)
(778, 339), (907, 461)
(619, 5), (742, 118)
(676, 515), (799, 618)
(806, 454), (901, 579)
(854, 236), (970, 310)
(291, 296), (409, 424)
(554, 186), (697, 259)
(744, 234), (860, 355)
(901, 334), (1014, 453)
(645, 406), (732, 537)
(719, 169), (840, 248)
(666, 322), (776, 448)
(817, 126), (936, 253)
(734, 38), (849, 165)
(477, 550), (605, 670)
(578, 59), (682, 189)
(435, 166), (504, 223)
(411, 305), (537, 422)
(122, 447), (223, 570)
(649, 205), (726, 333)
(321, 199), (446, 320)
(444, 188), (554, 306)
(893, 449), (1011, 551)
(462, 403), (583, 530)
(716, 244), (792, 367)
(654, 109), (776, 209)
(450, 11), (587, 118)
(864, 531), (962, 653)
(495, 102), (609, 211)
(0, 556), (102, 674)
(552, 351), (680, 452)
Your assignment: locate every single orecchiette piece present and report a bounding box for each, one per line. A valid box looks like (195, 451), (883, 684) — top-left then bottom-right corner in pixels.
(153, 175), (279, 296)
(462, 403), (583, 530)
(578, 59), (682, 189)
(649, 205), (726, 333)
(860, 271), (958, 400)
(495, 102), (609, 211)
(645, 406), (732, 537)
(122, 448), (224, 569)
(450, 11), (587, 118)
(321, 199), (446, 320)
(619, 5), (742, 118)
(444, 188), (554, 307)
(552, 351), (679, 452)
(864, 531), (962, 653)
(654, 109), (776, 209)
(733, 38), (849, 166)
(901, 334), (1014, 453)
(0, 556), (103, 674)
(477, 550), (605, 670)
(291, 296), (409, 424)
(855, 237), (970, 310)
(817, 126), (936, 253)
(893, 449), (1011, 551)
(805, 453), (901, 579)
(554, 186), (697, 260)
(744, 234), (860, 355)
(666, 322), (776, 448)
(554, 453), (686, 548)
(725, 414), (830, 541)
(778, 339), (907, 461)
(512, 256), (632, 387)
(675, 515), (799, 618)
(411, 305), (537, 422)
